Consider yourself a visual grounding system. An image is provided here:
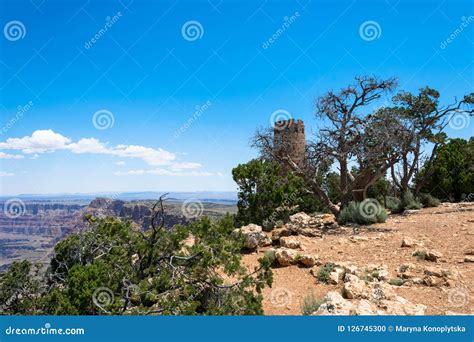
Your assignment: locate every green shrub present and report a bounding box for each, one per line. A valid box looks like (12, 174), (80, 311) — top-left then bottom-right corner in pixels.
(317, 263), (336, 284)
(263, 249), (276, 264)
(417, 138), (474, 202)
(401, 191), (422, 210)
(419, 193), (441, 207)
(413, 250), (428, 260)
(367, 177), (392, 207)
(360, 274), (374, 283)
(337, 199), (388, 225)
(389, 278), (406, 286)
(2, 214), (273, 315)
(301, 293), (325, 315)
(385, 196), (401, 212)
(399, 264), (410, 273)
(391, 191), (422, 213)
(232, 159), (325, 228)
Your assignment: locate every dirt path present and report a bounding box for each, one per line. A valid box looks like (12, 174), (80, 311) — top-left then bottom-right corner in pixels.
(242, 203), (474, 315)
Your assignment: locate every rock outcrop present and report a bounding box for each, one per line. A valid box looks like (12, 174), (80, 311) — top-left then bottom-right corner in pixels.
(313, 272), (426, 315)
(236, 224), (271, 249)
(279, 236), (302, 249)
(285, 212), (337, 237)
(85, 198), (188, 230)
(275, 248), (299, 266)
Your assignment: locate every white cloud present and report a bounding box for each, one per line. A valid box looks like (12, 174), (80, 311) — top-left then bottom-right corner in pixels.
(67, 138), (109, 154)
(112, 145), (175, 166)
(114, 168), (213, 177)
(0, 129), (71, 153)
(115, 161), (126, 166)
(0, 130), (209, 176)
(0, 171), (14, 176)
(0, 130), (176, 166)
(0, 152), (24, 159)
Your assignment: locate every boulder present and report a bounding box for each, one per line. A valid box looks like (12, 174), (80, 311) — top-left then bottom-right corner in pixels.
(334, 262), (358, 275)
(240, 223), (262, 235)
(271, 227), (291, 241)
(316, 213), (337, 226)
(298, 227), (323, 238)
(275, 248), (298, 267)
(289, 212), (312, 225)
(313, 291), (354, 315)
(298, 254), (319, 267)
(464, 248), (474, 256)
(371, 282), (396, 301)
(279, 236), (302, 249)
(352, 300), (378, 315)
(464, 255), (474, 263)
(426, 250), (443, 262)
(380, 296), (426, 315)
(423, 266), (450, 278)
(261, 236), (273, 246)
(237, 224), (269, 249)
(400, 271), (418, 280)
(343, 274), (369, 299)
(423, 275), (445, 287)
(401, 237), (418, 248)
(314, 290), (425, 316)
(410, 277), (425, 285)
(328, 267), (345, 285)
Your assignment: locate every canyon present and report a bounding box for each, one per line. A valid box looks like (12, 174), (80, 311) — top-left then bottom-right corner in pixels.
(0, 195), (237, 271)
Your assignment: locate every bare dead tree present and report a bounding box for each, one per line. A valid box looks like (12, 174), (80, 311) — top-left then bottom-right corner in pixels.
(253, 76), (405, 215)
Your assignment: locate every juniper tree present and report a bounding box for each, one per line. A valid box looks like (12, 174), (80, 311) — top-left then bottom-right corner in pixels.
(0, 196), (273, 315)
(388, 88), (474, 196)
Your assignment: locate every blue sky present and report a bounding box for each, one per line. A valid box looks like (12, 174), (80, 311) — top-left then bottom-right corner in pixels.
(0, 0), (473, 195)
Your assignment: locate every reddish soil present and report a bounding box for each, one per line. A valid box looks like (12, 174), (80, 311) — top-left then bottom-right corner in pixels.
(242, 203), (474, 315)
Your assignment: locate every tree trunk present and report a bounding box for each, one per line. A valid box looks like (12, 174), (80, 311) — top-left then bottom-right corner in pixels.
(285, 157), (340, 216)
(352, 188), (366, 202)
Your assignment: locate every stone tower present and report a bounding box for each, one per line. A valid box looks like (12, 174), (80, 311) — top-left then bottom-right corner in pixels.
(273, 119), (305, 172)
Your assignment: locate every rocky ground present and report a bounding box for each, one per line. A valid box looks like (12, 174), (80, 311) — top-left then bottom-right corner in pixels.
(241, 202), (474, 315)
